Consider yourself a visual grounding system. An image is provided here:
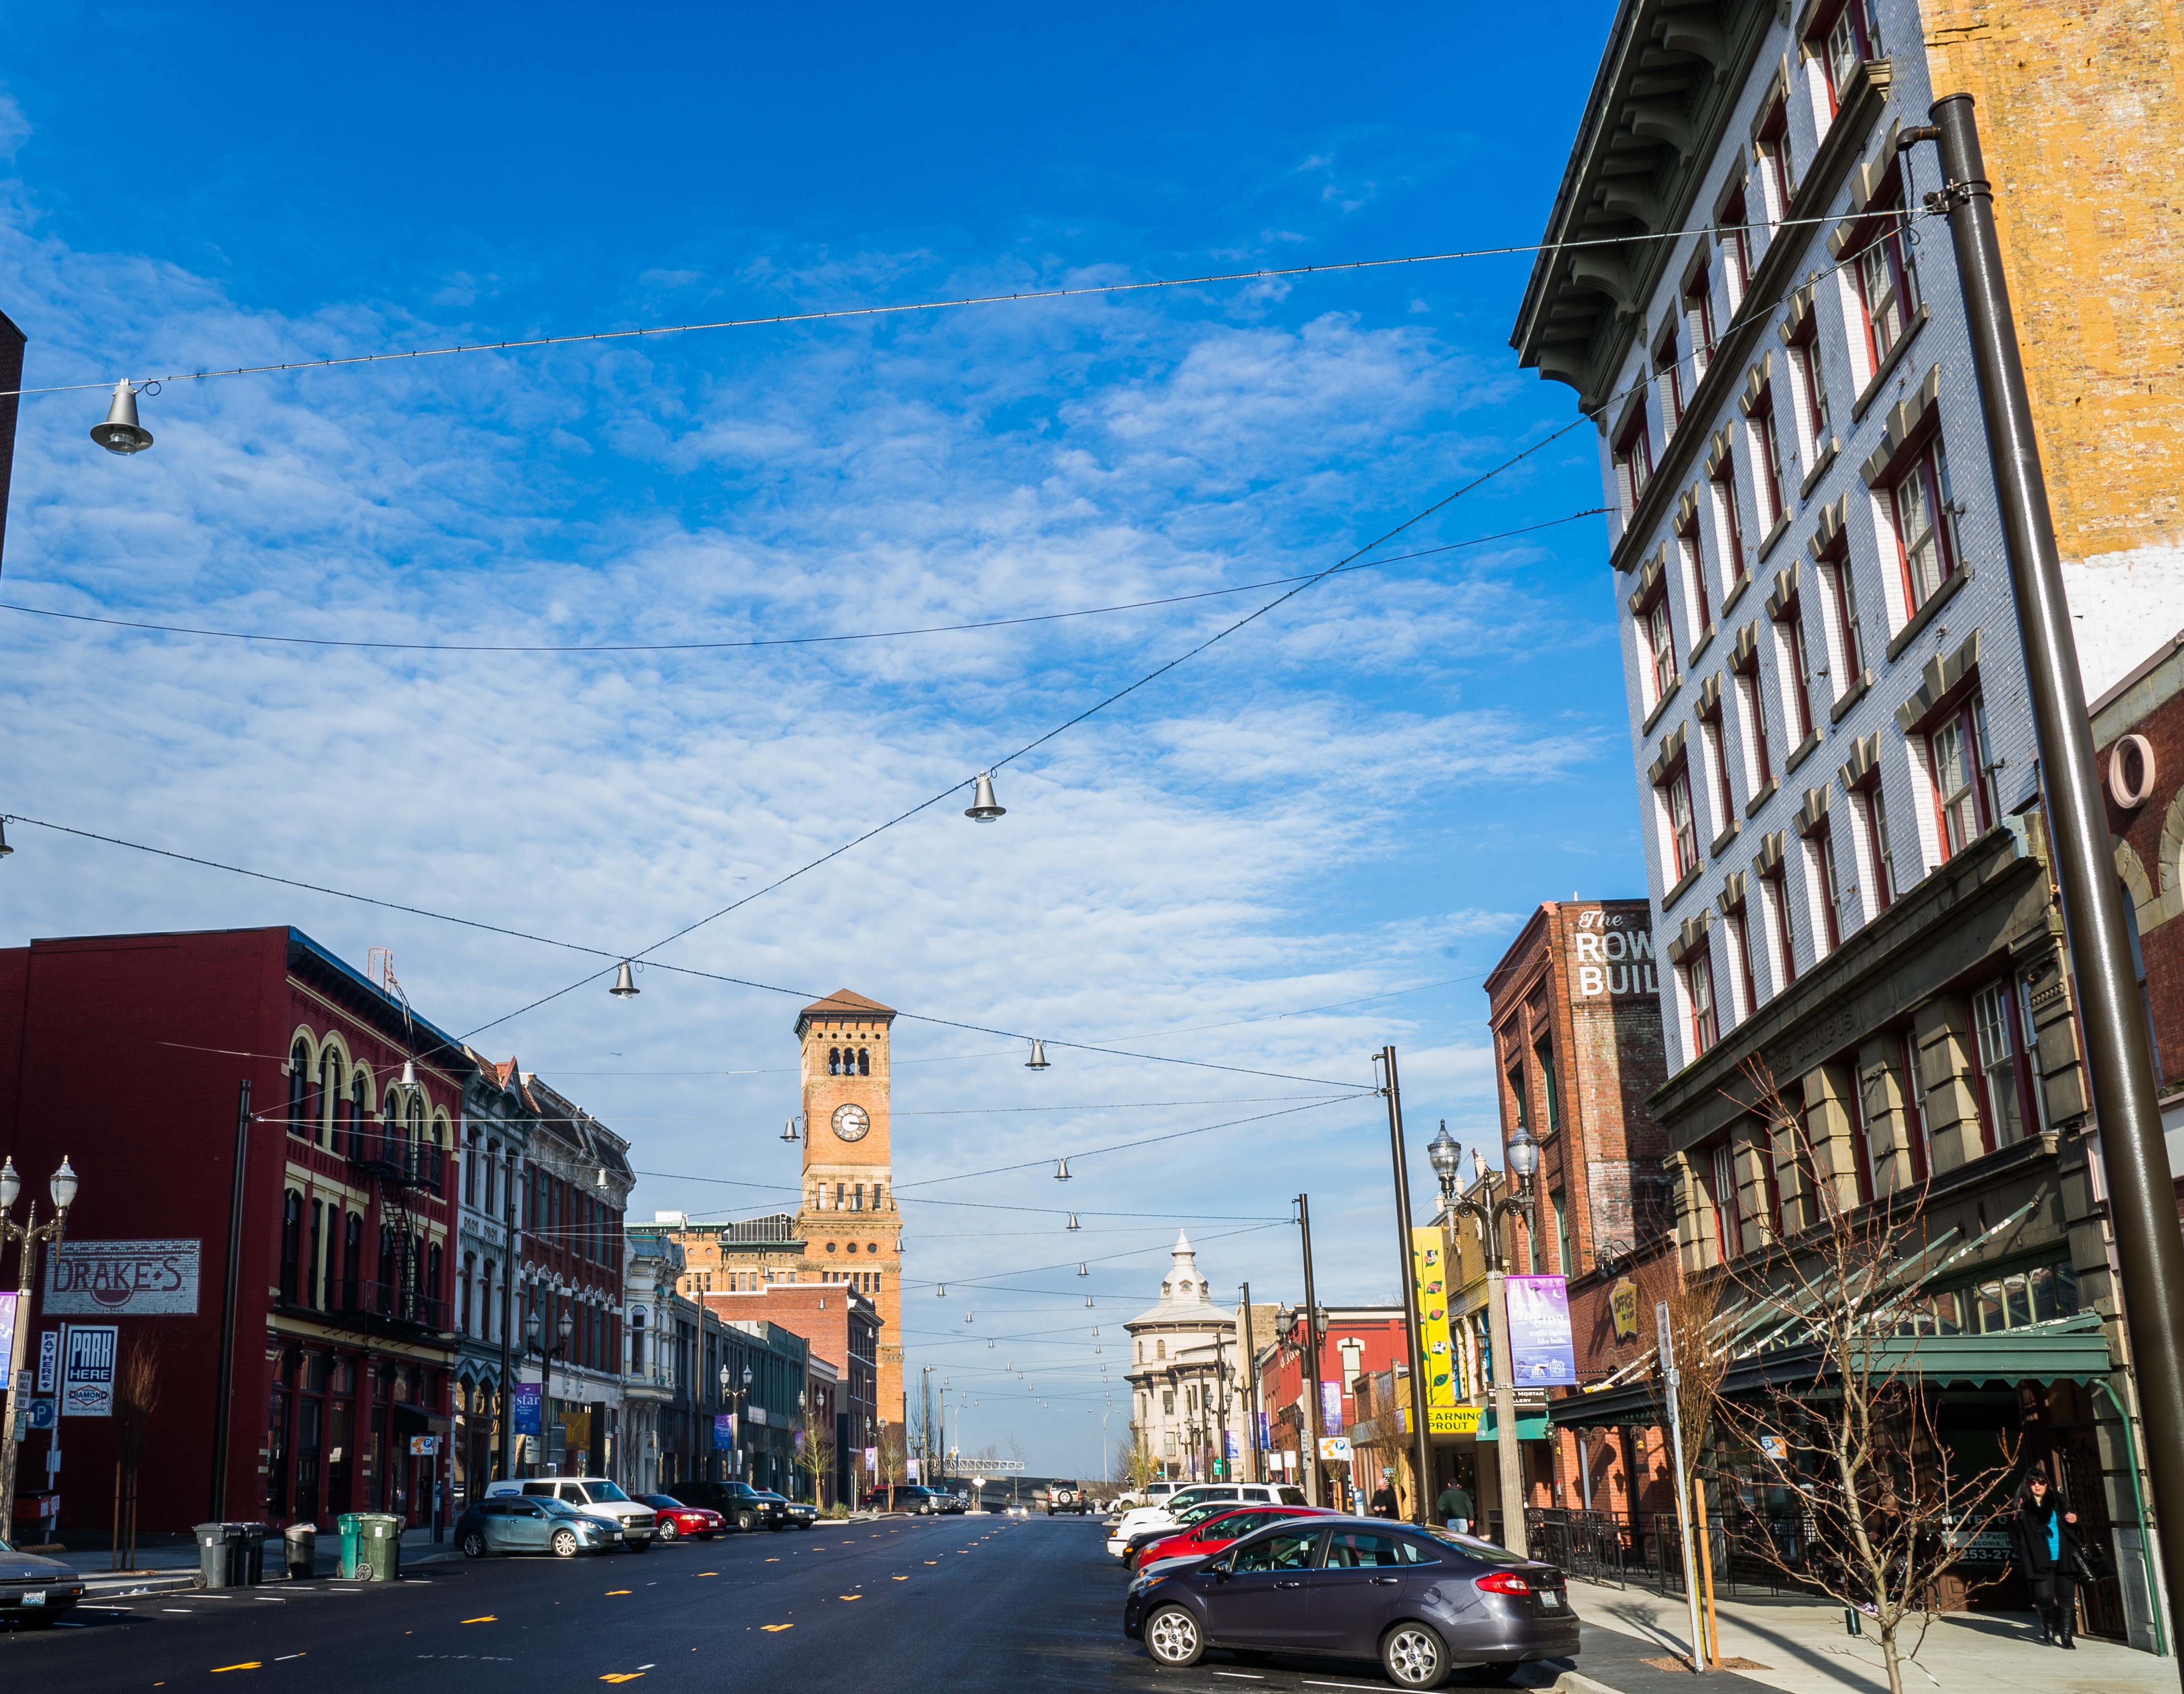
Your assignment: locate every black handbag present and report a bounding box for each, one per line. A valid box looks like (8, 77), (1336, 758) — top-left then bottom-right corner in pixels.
(2071, 1542), (2108, 1585)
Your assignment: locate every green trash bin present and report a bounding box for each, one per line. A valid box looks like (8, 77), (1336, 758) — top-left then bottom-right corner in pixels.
(355, 1513), (403, 1582)
(335, 1513), (375, 1581)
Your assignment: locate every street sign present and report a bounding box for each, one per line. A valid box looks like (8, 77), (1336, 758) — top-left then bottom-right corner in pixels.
(950, 1457), (1026, 1474)
(36, 1330), (58, 1395)
(28, 1399), (57, 1432)
(60, 1325), (117, 1417)
(1317, 1436), (1352, 1461)
(408, 1435), (439, 1456)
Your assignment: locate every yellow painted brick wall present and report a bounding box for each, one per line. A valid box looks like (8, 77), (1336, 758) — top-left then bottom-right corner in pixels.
(1922, 0), (2184, 559)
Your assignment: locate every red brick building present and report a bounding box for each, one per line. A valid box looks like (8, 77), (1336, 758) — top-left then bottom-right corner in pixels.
(694, 1278), (879, 1506)
(0, 926), (461, 1535)
(1255, 1306), (1406, 1504)
(1483, 900), (1673, 1513)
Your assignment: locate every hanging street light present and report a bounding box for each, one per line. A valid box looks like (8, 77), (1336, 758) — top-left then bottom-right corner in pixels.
(398, 1058), (417, 1091)
(937, 1284), (947, 1297)
(611, 960), (640, 998)
(781, 1116), (801, 1143)
(1067, 1213), (1080, 1231)
(1054, 1159), (1071, 1181)
(1427, 1121), (1462, 1202)
(964, 771), (1007, 822)
(0, 819), (13, 858)
(90, 380), (154, 455)
(1076, 1261), (1088, 1277)
(1025, 1039), (1050, 1070)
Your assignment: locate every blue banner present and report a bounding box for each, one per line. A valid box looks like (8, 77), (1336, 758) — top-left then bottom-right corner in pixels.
(512, 1380), (543, 1436)
(1506, 1275), (1577, 1387)
(714, 1413), (735, 1450)
(1320, 1379), (1344, 1435)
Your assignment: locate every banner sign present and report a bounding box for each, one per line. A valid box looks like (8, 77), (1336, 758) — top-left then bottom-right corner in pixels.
(1410, 1229), (1457, 1407)
(1317, 1436), (1352, 1461)
(45, 1240), (202, 1315)
(713, 1413), (734, 1450)
(1224, 1429), (1241, 1462)
(904, 1456), (916, 1481)
(1257, 1411), (1270, 1451)
(1320, 1379), (1344, 1434)
(61, 1324), (118, 1416)
(1610, 1277), (1641, 1342)
(0, 1295), (13, 1389)
(512, 1380), (543, 1436)
(1506, 1276), (1578, 1386)
(37, 1329), (59, 1394)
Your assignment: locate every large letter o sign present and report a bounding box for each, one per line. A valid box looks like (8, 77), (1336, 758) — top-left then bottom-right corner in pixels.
(2109, 733), (2158, 809)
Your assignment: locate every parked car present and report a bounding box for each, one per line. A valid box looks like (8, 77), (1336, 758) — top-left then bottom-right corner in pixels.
(934, 1489), (970, 1513)
(761, 1490), (817, 1530)
(458, 1494), (618, 1559)
(1121, 1498), (1294, 1567)
(1129, 1504), (1339, 1572)
(1116, 1480), (1184, 1511)
(1122, 1517), (1579, 1688)
(682, 1480), (788, 1532)
(634, 1494), (726, 1542)
(1107, 1484), (1309, 1558)
(0, 1536), (85, 1628)
(860, 1484), (953, 1515)
(483, 1477), (657, 1549)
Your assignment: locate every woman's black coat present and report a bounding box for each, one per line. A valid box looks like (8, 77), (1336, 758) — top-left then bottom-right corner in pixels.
(2011, 1493), (2083, 1577)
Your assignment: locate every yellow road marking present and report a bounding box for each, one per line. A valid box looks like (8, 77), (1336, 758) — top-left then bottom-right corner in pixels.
(892, 1576), (909, 1581)
(211, 1666), (262, 1674)
(924, 1560), (938, 1565)
(462, 1616), (496, 1624)
(839, 1594), (862, 1601)
(697, 1572), (719, 1577)
(762, 1623), (793, 1633)
(605, 1590), (633, 1596)
(600, 1674), (646, 1683)
(765, 1557), (780, 1563)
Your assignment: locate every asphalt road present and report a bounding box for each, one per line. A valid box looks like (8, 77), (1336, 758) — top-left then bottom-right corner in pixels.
(0, 1513), (1745, 1694)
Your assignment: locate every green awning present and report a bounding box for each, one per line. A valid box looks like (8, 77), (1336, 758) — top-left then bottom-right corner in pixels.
(1476, 1406), (1550, 1442)
(1548, 1311), (2111, 1430)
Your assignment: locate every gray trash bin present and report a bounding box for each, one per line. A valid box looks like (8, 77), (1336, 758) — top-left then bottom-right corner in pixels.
(194, 1522), (259, 1589)
(283, 1523), (317, 1579)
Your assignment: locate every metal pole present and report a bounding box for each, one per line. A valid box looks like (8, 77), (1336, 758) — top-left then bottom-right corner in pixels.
(498, 1152), (516, 1480)
(1913, 93), (2184, 1675)
(1380, 1048), (1437, 1526)
(1297, 1194), (1324, 1506)
(211, 1079), (251, 1520)
(0, 1204), (39, 1522)
(1657, 1301), (1708, 1672)
(1240, 1282), (1260, 1485)
(1486, 1242), (1525, 1557)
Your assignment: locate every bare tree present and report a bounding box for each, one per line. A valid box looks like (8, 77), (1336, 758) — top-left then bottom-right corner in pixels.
(1662, 1264), (1728, 1664)
(794, 1421), (838, 1513)
(111, 1334), (167, 1570)
(1706, 1059), (2020, 1694)
(1121, 1434), (1162, 1495)
(877, 1424), (907, 1510)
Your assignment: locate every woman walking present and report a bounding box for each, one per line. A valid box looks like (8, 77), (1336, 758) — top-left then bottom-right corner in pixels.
(2010, 1469), (2082, 1649)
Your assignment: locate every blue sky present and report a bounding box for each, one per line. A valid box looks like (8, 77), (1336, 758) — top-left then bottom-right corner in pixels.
(1, 1), (1632, 1473)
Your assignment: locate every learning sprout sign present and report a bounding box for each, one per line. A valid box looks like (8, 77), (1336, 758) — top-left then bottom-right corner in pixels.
(1409, 1230), (1457, 1408)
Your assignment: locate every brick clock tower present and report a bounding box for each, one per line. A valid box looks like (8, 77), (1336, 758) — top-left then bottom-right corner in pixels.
(794, 990), (903, 1434)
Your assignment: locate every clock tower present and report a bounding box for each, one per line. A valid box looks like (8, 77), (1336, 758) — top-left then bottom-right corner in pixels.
(795, 989), (903, 1436)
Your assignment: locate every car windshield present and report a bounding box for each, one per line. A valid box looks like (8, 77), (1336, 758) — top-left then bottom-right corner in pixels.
(536, 1497), (584, 1518)
(1175, 1502), (1234, 1527)
(585, 1482), (633, 1503)
(639, 1495), (683, 1510)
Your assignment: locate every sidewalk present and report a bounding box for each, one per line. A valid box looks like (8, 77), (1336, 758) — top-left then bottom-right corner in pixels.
(1569, 1575), (2170, 1694)
(63, 1526), (463, 1595)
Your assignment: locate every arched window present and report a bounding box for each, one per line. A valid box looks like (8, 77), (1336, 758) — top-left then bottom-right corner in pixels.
(426, 1240), (445, 1326)
(278, 1190), (303, 1301)
(348, 1075), (367, 1160)
(857, 1048), (870, 1076)
(288, 1041), (311, 1137)
(828, 1047), (842, 1076)
(1156, 1339), (1167, 1361)
(318, 1047), (340, 1147)
(342, 1213), (363, 1309)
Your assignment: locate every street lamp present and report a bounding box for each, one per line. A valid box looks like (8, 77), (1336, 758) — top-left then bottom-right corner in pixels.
(525, 1305), (576, 1473)
(1442, 1130), (1538, 1557)
(1, 1157), (81, 1517)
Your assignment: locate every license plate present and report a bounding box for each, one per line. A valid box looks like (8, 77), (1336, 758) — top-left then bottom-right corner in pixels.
(22, 1592), (46, 1607)
(1539, 1591), (1560, 1609)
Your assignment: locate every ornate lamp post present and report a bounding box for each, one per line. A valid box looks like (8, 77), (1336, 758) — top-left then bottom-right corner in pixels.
(0, 1157), (80, 1518)
(525, 1304), (575, 1475)
(1434, 1126), (1538, 1556)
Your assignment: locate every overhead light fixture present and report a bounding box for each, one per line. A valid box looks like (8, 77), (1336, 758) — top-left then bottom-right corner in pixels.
(1066, 1213), (1080, 1231)
(1054, 1159), (1071, 1181)
(399, 1058), (417, 1090)
(963, 771), (1006, 822)
(611, 960), (639, 998)
(0, 819), (12, 858)
(781, 1117), (799, 1143)
(1076, 1261), (1088, 1277)
(1025, 1039), (1050, 1070)
(937, 1284), (946, 1297)
(90, 380), (154, 455)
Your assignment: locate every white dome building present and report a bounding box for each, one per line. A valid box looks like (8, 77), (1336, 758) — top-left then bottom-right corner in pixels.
(1124, 1232), (1247, 1481)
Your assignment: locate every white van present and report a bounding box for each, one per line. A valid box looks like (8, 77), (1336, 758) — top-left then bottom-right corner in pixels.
(483, 1477), (656, 1549)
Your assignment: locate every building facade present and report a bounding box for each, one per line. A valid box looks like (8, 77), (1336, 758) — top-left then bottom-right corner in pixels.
(452, 1052), (538, 1505)
(696, 1278), (879, 1508)
(1510, 0), (2172, 1644)
(0, 926), (460, 1534)
(721, 1318), (812, 1496)
(1125, 1234), (1247, 1484)
(514, 1075), (631, 1479)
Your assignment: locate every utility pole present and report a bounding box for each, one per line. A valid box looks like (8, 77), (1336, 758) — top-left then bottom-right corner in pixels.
(1296, 1193), (1324, 1507)
(1378, 1047), (1437, 1526)
(1904, 93), (2184, 1672)
(1239, 1282), (1261, 1485)
(210, 1080), (251, 1521)
(498, 1148), (517, 1479)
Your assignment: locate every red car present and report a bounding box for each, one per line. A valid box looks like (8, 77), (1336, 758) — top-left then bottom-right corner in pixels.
(635, 1493), (725, 1541)
(1128, 1503), (1338, 1572)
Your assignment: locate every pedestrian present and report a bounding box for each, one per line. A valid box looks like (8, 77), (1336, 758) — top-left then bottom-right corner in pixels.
(1436, 1477), (1475, 1534)
(1370, 1478), (1401, 1519)
(2010, 1469), (2081, 1649)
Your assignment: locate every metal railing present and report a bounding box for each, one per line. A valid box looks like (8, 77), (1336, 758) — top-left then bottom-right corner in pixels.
(1524, 1509), (1631, 1587)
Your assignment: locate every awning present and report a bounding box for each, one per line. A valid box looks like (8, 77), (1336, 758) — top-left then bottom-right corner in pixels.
(1549, 1312), (2111, 1430)
(1476, 1406), (1550, 1442)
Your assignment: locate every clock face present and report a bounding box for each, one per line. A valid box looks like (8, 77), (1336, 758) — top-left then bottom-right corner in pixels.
(832, 1103), (871, 1143)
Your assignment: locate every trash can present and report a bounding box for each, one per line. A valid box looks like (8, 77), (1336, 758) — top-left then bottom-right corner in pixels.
(283, 1523), (317, 1580)
(353, 1512), (403, 1582)
(194, 1522), (260, 1590)
(336, 1513), (365, 1579)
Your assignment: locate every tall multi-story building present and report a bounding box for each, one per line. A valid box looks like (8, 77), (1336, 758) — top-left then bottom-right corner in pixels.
(451, 1051), (538, 1503)
(0, 926), (460, 1534)
(695, 1278), (880, 1507)
(1125, 1234), (1250, 1483)
(1509, 0), (2178, 1648)
(663, 989), (904, 1441)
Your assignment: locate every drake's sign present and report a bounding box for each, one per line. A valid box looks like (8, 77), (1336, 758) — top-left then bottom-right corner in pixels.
(44, 1240), (201, 1314)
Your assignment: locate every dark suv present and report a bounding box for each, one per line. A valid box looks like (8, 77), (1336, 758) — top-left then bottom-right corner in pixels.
(686, 1481), (794, 1532)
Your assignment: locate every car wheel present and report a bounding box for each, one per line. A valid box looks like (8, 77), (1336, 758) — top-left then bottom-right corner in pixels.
(551, 1528), (581, 1558)
(629, 1536), (653, 1553)
(737, 1512), (757, 1533)
(1381, 1622), (1451, 1690)
(461, 1531), (487, 1559)
(1144, 1605), (1206, 1668)
(657, 1519), (677, 1542)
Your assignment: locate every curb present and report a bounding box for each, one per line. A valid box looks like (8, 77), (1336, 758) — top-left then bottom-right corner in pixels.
(1549, 1675), (1629, 1694)
(82, 1573), (201, 1598)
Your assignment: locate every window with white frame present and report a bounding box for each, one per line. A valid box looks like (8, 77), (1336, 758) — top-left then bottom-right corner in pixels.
(1807, 0), (1879, 116)
(1700, 714), (1735, 839)
(1804, 817), (1847, 954)
(1759, 861), (1797, 989)
(1784, 307), (1831, 461)
(1684, 258), (1717, 379)
(1660, 761), (1701, 884)
(1849, 775), (1896, 913)
(1719, 184), (1754, 309)
(1755, 96), (1794, 223)
(1679, 511), (1711, 643)
(1748, 382), (1788, 531)
(1710, 451), (1748, 589)
(1724, 897), (1759, 1018)
(1733, 658), (1773, 794)
(1640, 591), (1677, 708)
(1614, 400), (1654, 518)
(1655, 321), (1684, 441)
(1888, 438), (1957, 616)
(1775, 594), (1817, 746)
(1851, 190), (1920, 378)
(1969, 980), (2031, 1151)
(1683, 946), (1720, 1056)
(1925, 693), (1995, 861)
(1818, 547), (1864, 685)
